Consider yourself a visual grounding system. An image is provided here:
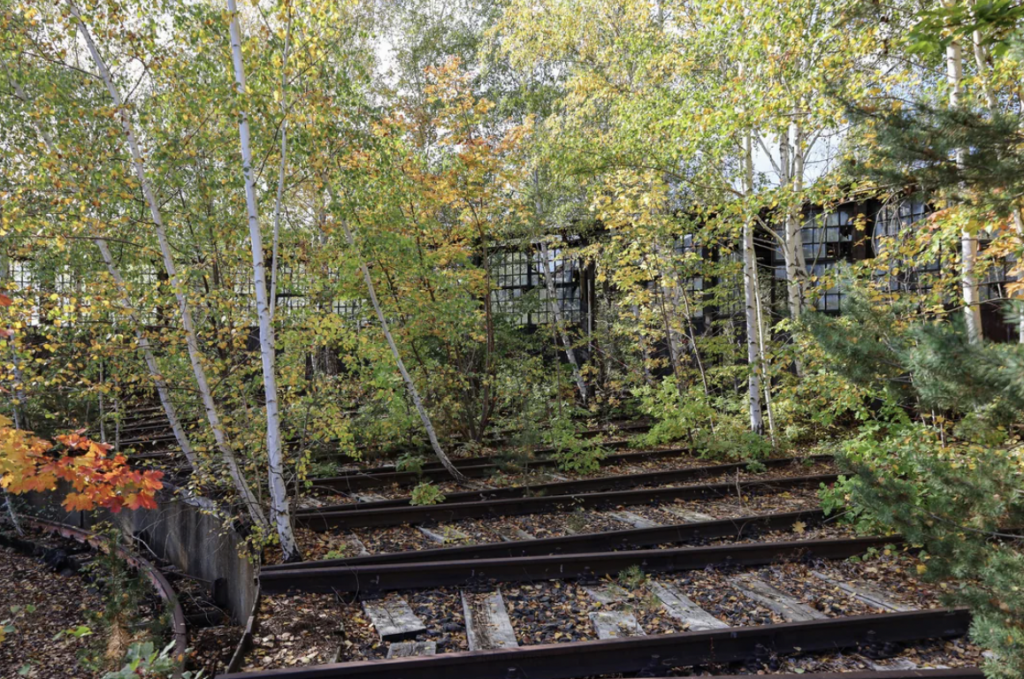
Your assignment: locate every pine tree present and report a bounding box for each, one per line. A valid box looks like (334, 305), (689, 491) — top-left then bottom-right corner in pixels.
(807, 286), (1024, 678)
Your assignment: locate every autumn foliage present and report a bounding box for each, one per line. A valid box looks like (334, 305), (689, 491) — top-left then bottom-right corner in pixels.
(0, 416), (163, 513)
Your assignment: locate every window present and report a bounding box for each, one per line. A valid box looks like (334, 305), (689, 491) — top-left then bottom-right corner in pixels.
(872, 200), (937, 294)
(490, 245), (582, 327)
(773, 207), (857, 312)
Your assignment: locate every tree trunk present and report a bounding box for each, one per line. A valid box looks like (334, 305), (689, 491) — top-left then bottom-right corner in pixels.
(970, 9), (1017, 341)
(742, 130), (764, 434)
(333, 206), (465, 482)
(945, 1), (983, 344)
(1013, 212), (1024, 344)
(6, 331), (27, 432)
(6, 62), (199, 470)
(96, 240), (198, 467)
(780, 123), (808, 324)
(72, 4), (266, 525)
(269, 13), (291, 320)
(226, 0), (301, 562)
(531, 168), (587, 405)
(655, 268), (689, 398)
(753, 263), (777, 447)
(630, 304), (655, 386)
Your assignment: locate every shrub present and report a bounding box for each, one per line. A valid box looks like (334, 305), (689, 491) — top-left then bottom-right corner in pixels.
(410, 482), (445, 506)
(617, 565), (647, 589)
(101, 641), (203, 679)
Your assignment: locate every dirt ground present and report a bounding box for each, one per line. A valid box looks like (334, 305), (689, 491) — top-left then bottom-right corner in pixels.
(0, 545), (105, 679)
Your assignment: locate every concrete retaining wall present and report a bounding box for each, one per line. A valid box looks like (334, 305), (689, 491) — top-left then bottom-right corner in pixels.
(23, 491), (257, 624)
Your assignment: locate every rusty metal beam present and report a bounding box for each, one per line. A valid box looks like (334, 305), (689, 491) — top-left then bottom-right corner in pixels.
(306, 445), (681, 493)
(296, 473), (838, 530)
(260, 535), (894, 594)
(266, 509), (827, 572)
(216, 608), (971, 679)
(298, 455), (830, 514)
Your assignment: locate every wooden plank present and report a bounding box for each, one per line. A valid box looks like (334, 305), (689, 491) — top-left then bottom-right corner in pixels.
(461, 591), (518, 651)
(584, 583), (629, 604)
(729, 576), (827, 622)
(386, 641), (436, 659)
(589, 611), (645, 639)
(649, 581), (728, 631)
(811, 571), (917, 612)
(499, 528), (536, 542)
(362, 598), (427, 641)
(418, 526), (470, 544)
(865, 657), (918, 671)
(606, 511), (660, 529)
(663, 506), (713, 522)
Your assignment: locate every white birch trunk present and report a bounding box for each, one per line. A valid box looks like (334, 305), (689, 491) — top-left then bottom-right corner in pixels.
(1013, 212), (1024, 343)
(780, 123), (808, 323)
(648, 241), (696, 397)
(970, 10), (1019, 341)
(226, 0), (300, 562)
(268, 14), (291, 320)
(333, 207), (464, 481)
(6, 331), (27, 432)
(944, 7), (983, 344)
(630, 304), (655, 386)
(742, 130), (763, 434)
(532, 170), (587, 404)
(1, 258), (27, 432)
(675, 284), (710, 396)
(971, 9), (998, 111)
(753, 263), (777, 446)
(72, 4), (266, 524)
(6, 63), (199, 469)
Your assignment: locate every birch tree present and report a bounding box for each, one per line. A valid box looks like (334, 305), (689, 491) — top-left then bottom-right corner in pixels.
(943, 0), (984, 344)
(225, 0), (301, 561)
(69, 3), (266, 525)
(5, 69), (199, 470)
(741, 129), (764, 433)
(329, 195), (466, 482)
(530, 163), (588, 405)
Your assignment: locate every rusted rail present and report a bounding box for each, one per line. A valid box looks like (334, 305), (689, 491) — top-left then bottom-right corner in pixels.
(225, 585), (262, 674)
(297, 472), (838, 530)
(298, 455), (830, 513)
(267, 508), (827, 571)
(216, 608), (971, 679)
(650, 672), (982, 679)
(307, 444), (681, 492)
(261, 535), (893, 594)
(12, 517), (189, 676)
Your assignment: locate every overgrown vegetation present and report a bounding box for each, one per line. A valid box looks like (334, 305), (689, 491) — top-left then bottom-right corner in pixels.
(809, 291), (1024, 676)
(410, 482), (446, 506)
(3, 0), (1024, 673)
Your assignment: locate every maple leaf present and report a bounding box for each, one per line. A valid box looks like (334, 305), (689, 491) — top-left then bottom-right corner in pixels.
(792, 521), (807, 534)
(0, 294), (10, 307)
(63, 493), (95, 512)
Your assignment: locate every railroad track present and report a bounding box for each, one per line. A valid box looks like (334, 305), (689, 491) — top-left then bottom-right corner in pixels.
(232, 452), (981, 677)
(305, 438), (662, 493)
(296, 471), (837, 531)
(0, 516), (189, 678)
(299, 454), (831, 509)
